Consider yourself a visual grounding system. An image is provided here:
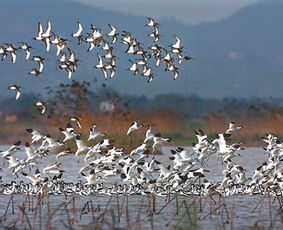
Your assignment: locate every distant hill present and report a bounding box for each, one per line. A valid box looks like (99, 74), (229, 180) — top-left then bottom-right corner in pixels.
(0, 0), (283, 99)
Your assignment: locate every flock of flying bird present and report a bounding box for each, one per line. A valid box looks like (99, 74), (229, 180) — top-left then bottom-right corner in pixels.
(2, 19), (282, 198)
(0, 120), (283, 197)
(4, 18), (192, 109)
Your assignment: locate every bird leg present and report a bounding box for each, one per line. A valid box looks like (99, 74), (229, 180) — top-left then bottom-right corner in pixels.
(129, 134), (132, 147)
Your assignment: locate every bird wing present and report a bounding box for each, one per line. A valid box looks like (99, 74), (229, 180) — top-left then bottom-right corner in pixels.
(37, 22), (43, 36)
(45, 20), (52, 35)
(44, 37), (50, 52)
(15, 89), (21, 100)
(10, 52), (16, 64)
(75, 22), (83, 35)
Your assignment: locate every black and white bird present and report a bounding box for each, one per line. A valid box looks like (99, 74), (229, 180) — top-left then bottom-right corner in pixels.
(72, 22), (84, 44)
(148, 26), (160, 42)
(8, 85), (22, 100)
(28, 68), (42, 76)
(88, 124), (106, 141)
(126, 121), (144, 136)
(142, 66), (155, 83)
(32, 56), (45, 73)
(145, 17), (159, 28)
(26, 128), (44, 144)
(5, 43), (17, 64)
(35, 99), (48, 114)
(144, 126), (155, 143)
(56, 148), (75, 159)
(107, 24), (119, 43)
(81, 169), (98, 185)
(70, 116), (82, 129)
(41, 20), (52, 52)
(177, 54), (192, 64)
(21, 169), (42, 185)
(1, 141), (21, 157)
(75, 135), (90, 160)
(153, 133), (171, 153)
(128, 60), (140, 76)
(170, 35), (184, 50)
(43, 162), (64, 174)
(34, 22), (43, 41)
(59, 61), (73, 79)
(0, 45), (7, 61)
(19, 42), (32, 60)
(59, 123), (76, 142)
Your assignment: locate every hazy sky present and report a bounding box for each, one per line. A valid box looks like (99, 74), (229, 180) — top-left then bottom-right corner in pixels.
(74, 0), (261, 24)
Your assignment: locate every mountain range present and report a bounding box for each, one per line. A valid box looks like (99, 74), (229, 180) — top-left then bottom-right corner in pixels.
(0, 0), (283, 99)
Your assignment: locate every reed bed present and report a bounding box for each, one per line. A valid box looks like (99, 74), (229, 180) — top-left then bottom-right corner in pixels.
(0, 193), (283, 229)
(2, 108), (283, 147)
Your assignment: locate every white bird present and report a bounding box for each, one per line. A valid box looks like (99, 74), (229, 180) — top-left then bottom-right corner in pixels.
(144, 126), (155, 143)
(88, 124), (106, 141)
(170, 36), (183, 50)
(56, 148), (75, 159)
(130, 143), (148, 156)
(1, 141), (21, 157)
(43, 162), (64, 174)
(10, 51), (17, 64)
(41, 20), (52, 39)
(75, 136), (90, 159)
(6, 156), (26, 176)
(34, 22), (43, 41)
(226, 121), (243, 134)
(81, 169), (98, 185)
(95, 54), (105, 69)
(24, 143), (41, 163)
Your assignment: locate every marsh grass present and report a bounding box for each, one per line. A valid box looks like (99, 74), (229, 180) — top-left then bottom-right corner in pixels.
(2, 104), (283, 147)
(1, 193), (283, 230)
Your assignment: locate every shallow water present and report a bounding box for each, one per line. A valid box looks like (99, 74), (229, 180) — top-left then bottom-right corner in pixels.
(0, 192), (282, 230)
(0, 146), (281, 230)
